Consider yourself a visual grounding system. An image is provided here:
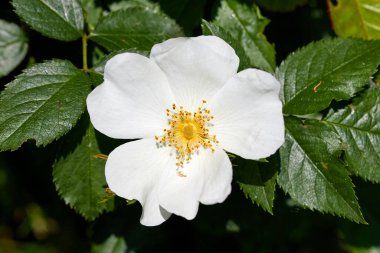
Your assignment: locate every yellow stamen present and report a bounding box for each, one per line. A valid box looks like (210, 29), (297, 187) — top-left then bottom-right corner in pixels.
(177, 171), (187, 177)
(156, 101), (218, 167)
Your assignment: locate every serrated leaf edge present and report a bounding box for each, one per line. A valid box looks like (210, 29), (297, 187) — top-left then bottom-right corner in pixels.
(52, 125), (110, 221)
(278, 123), (366, 224)
(0, 60), (88, 151)
(12, 0), (83, 41)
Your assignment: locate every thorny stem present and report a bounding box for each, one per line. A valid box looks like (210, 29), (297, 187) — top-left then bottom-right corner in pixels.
(82, 33), (88, 72)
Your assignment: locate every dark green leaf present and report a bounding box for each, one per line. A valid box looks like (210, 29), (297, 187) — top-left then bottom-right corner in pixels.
(375, 73), (380, 86)
(324, 88), (380, 183)
(234, 157), (278, 214)
(158, 0), (207, 34)
(201, 20), (251, 71)
(12, 0), (84, 41)
(53, 117), (114, 221)
(339, 180), (380, 252)
(0, 19), (28, 77)
(0, 60), (90, 151)
(278, 38), (380, 115)
(90, 7), (183, 52)
(91, 234), (127, 253)
(255, 0), (307, 12)
(109, 0), (159, 12)
(87, 70), (103, 87)
(278, 117), (366, 223)
(92, 49), (149, 74)
(213, 0), (276, 72)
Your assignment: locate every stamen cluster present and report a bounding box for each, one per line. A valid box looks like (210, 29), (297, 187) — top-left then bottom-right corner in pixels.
(155, 100), (218, 167)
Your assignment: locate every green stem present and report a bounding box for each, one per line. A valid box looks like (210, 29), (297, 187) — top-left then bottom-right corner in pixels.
(82, 34), (88, 72)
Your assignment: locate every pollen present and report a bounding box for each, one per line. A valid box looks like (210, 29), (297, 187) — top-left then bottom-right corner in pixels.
(155, 100), (218, 167)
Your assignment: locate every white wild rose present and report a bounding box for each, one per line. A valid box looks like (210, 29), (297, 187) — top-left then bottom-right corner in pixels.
(87, 36), (284, 226)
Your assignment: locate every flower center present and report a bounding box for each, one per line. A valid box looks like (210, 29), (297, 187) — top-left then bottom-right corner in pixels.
(182, 122), (197, 140)
(155, 100), (218, 168)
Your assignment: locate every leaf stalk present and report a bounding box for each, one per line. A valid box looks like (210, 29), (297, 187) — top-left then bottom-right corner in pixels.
(82, 33), (88, 72)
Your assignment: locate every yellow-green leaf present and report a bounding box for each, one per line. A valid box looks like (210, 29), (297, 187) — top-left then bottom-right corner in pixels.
(328, 0), (380, 40)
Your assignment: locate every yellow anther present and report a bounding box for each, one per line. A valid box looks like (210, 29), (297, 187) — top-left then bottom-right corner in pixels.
(177, 171), (187, 177)
(155, 101), (218, 168)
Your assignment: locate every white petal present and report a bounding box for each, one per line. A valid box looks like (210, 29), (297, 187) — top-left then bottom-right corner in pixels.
(209, 69), (284, 160)
(105, 139), (174, 226)
(158, 148), (232, 220)
(199, 149), (232, 205)
(87, 53), (175, 139)
(150, 36), (239, 111)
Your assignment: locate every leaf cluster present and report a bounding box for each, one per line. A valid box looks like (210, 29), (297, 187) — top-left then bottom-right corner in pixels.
(0, 0), (379, 238)
(203, 0), (380, 225)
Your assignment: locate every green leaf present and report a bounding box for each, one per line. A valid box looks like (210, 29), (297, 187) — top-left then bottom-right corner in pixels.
(53, 117), (114, 221)
(158, 0), (207, 34)
(89, 7), (183, 52)
(12, 0), (84, 41)
(0, 19), (28, 77)
(234, 157), (278, 214)
(92, 49), (149, 74)
(109, 0), (159, 12)
(339, 180), (380, 253)
(81, 0), (102, 31)
(255, 0), (307, 12)
(201, 20), (251, 71)
(92, 234), (127, 253)
(375, 72), (380, 85)
(344, 245), (380, 253)
(278, 117), (366, 223)
(0, 60), (90, 151)
(87, 69), (103, 87)
(213, 0), (276, 72)
(328, 0), (380, 40)
(277, 38), (380, 115)
(323, 88), (380, 183)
